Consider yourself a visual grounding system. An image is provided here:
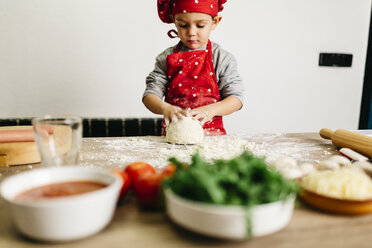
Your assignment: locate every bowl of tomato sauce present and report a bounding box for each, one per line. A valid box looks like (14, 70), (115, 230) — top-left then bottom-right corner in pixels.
(0, 166), (123, 242)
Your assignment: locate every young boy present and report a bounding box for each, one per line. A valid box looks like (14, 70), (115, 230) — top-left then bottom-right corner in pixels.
(143, 0), (244, 135)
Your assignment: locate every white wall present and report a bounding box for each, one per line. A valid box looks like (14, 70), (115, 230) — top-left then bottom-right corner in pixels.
(1, 0), (371, 133)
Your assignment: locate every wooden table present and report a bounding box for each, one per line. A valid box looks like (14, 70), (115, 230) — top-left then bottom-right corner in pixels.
(1, 133), (372, 248)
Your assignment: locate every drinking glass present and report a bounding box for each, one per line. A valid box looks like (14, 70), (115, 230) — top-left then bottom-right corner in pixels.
(32, 115), (82, 166)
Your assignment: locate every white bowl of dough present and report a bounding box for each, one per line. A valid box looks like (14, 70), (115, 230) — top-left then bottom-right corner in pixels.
(164, 189), (295, 240)
(0, 166), (122, 242)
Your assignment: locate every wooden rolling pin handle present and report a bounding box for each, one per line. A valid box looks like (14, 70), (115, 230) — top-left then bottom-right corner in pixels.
(319, 128), (372, 158)
(319, 128), (334, 140)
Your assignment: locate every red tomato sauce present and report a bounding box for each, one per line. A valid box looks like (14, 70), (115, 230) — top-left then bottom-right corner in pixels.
(15, 181), (107, 200)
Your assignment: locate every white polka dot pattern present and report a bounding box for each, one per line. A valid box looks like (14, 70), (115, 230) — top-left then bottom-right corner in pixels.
(164, 40), (225, 135)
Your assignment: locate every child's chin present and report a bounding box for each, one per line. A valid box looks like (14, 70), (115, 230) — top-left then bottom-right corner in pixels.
(185, 43), (203, 50)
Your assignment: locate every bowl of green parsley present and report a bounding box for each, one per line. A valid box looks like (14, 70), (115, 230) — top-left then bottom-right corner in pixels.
(163, 152), (298, 240)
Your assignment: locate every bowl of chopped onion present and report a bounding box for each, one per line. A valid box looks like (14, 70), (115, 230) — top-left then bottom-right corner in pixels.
(299, 168), (372, 215)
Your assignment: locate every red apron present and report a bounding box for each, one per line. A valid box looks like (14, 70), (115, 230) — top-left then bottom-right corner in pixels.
(162, 40), (226, 136)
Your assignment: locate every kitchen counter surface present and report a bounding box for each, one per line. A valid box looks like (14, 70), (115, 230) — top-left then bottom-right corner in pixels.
(1, 133), (372, 248)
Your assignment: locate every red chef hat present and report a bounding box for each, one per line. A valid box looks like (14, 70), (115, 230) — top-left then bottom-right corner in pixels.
(158, 0), (227, 24)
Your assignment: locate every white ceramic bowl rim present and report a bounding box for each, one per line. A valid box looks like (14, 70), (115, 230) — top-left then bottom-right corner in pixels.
(165, 188), (295, 212)
(0, 166), (122, 208)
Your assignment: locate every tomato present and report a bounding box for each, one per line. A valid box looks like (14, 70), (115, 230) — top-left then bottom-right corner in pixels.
(112, 169), (132, 199)
(124, 161), (156, 184)
(132, 164), (178, 209)
(134, 173), (164, 208)
(119, 171), (132, 196)
(161, 163), (176, 178)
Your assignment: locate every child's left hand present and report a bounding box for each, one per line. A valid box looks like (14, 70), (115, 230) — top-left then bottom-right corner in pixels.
(189, 105), (216, 125)
(188, 96), (243, 125)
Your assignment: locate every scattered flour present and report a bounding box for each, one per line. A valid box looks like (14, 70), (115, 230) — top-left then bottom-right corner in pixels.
(80, 134), (331, 170)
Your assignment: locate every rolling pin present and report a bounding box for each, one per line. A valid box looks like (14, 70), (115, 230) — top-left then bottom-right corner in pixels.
(319, 128), (372, 158)
(0, 126), (41, 167)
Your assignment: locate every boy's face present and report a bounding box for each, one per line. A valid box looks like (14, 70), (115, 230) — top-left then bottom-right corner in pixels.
(174, 12), (221, 50)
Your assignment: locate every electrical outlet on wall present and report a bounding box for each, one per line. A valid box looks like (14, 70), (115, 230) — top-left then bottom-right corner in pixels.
(319, 53), (353, 67)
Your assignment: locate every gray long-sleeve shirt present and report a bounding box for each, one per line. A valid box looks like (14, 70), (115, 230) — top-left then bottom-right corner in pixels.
(143, 41), (245, 106)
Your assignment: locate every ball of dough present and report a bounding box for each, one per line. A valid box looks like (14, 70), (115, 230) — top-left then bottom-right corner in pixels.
(328, 155), (351, 166)
(343, 163), (364, 174)
(352, 161), (372, 176)
(298, 163), (315, 175)
(315, 160), (340, 170)
(278, 167), (303, 179)
(166, 117), (204, 145)
(272, 156), (297, 170)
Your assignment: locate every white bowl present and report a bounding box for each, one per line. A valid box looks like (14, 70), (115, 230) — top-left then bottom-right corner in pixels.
(164, 189), (295, 240)
(0, 166), (122, 242)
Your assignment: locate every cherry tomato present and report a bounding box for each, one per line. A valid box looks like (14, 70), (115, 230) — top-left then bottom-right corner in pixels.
(124, 161), (156, 184)
(132, 164), (178, 209)
(134, 173), (164, 208)
(161, 163), (176, 178)
(112, 169), (132, 199)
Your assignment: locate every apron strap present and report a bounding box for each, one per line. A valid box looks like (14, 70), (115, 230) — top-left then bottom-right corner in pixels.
(174, 41), (183, 53)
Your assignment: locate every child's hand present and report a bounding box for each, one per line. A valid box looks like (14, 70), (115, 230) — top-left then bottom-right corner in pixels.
(188, 97), (243, 125)
(189, 105), (216, 125)
(163, 104), (188, 126)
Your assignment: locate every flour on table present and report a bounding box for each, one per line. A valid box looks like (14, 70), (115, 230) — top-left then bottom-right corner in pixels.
(80, 134), (331, 170)
(166, 117), (204, 145)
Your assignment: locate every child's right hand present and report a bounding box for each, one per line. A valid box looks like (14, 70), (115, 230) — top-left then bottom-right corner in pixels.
(162, 104), (188, 126)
